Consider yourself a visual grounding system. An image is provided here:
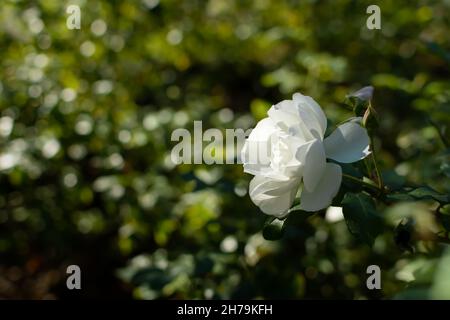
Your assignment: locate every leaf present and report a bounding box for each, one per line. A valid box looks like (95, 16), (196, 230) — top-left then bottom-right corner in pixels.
(250, 99), (271, 121)
(394, 218), (414, 253)
(339, 163), (364, 178)
(393, 287), (431, 300)
(285, 209), (315, 222)
(425, 41), (450, 65)
(438, 148), (450, 178)
(438, 205), (450, 232)
(281, 209), (315, 239)
(194, 256), (214, 276)
(409, 187), (449, 202)
(382, 170), (406, 191)
(388, 186), (449, 204)
(441, 215), (450, 232)
(441, 162), (450, 178)
(341, 193), (383, 246)
(331, 187), (346, 206)
(431, 248), (450, 299)
(262, 216), (286, 241)
(386, 193), (413, 202)
(337, 162), (364, 192)
(131, 267), (172, 290)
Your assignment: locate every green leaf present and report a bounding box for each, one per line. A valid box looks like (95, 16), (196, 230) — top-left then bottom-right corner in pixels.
(285, 209), (314, 221)
(431, 248), (450, 299)
(425, 41), (450, 65)
(382, 170), (406, 191)
(438, 149), (450, 178)
(393, 287), (431, 300)
(250, 99), (271, 121)
(388, 186), (449, 204)
(262, 216), (286, 241)
(394, 218), (414, 252)
(194, 256), (214, 275)
(441, 162), (450, 178)
(409, 187), (449, 203)
(386, 193), (413, 202)
(338, 163), (364, 192)
(331, 187), (346, 206)
(341, 193), (383, 246)
(438, 205), (450, 232)
(339, 163), (364, 178)
(441, 215), (450, 232)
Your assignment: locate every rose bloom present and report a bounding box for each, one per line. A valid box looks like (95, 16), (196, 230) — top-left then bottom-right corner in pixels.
(241, 93), (371, 217)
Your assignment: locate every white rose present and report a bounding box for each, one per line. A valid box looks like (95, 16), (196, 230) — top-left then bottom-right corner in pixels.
(241, 93), (371, 217)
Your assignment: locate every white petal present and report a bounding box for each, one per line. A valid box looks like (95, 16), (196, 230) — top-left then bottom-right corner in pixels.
(242, 117), (277, 175)
(249, 176), (300, 217)
(299, 163), (342, 212)
(296, 139), (326, 192)
(324, 121), (371, 163)
(247, 117), (277, 142)
(267, 100), (300, 128)
(293, 93), (327, 139)
(268, 100), (312, 141)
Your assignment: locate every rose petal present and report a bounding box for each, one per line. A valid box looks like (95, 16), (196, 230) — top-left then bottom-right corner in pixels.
(270, 132), (307, 177)
(242, 117), (277, 175)
(324, 121), (371, 163)
(299, 162), (342, 212)
(249, 176), (300, 217)
(267, 100), (300, 129)
(296, 139), (326, 192)
(268, 100), (312, 141)
(293, 93), (327, 139)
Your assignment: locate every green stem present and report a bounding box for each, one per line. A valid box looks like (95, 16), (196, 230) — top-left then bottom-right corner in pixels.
(342, 173), (383, 194)
(370, 136), (383, 190)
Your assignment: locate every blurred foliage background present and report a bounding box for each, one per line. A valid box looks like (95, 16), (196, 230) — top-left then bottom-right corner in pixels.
(0, 0), (449, 299)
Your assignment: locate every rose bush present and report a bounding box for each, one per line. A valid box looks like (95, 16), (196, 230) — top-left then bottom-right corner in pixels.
(242, 92), (371, 216)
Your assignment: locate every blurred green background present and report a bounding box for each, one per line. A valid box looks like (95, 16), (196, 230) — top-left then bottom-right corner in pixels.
(0, 0), (449, 299)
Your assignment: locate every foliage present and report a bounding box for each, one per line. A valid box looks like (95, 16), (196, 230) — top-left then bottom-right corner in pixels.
(0, 0), (449, 299)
